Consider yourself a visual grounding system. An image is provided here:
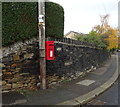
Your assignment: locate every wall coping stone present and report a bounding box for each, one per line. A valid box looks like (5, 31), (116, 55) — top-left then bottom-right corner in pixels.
(2, 37), (39, 57)
(2, 37), (102, 58)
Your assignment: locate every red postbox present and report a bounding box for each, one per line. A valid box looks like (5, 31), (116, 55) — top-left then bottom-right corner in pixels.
(45, 41), (55, 60)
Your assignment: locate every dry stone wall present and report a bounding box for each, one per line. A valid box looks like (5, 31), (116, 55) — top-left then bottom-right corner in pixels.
(2, 37), (40, 92)
(1, 37), (110, 92)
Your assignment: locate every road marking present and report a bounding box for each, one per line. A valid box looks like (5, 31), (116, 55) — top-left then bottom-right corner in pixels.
(76, 79), (95, 86)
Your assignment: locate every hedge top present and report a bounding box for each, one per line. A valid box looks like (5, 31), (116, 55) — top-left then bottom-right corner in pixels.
(2, 2), (64, 47)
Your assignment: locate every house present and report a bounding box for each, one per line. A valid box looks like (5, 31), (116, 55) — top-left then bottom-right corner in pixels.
(64, 31), (84, 40)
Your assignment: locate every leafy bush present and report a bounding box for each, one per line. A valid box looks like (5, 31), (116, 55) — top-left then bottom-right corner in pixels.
(77, 31), (108, 49)
(2, 2), (64, 47)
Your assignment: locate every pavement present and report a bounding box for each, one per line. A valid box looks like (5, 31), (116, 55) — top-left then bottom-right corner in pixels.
(2, 54), (119, 106)
(87, 77), (119, 105)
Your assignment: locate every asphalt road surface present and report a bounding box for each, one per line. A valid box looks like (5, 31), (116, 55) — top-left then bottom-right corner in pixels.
(87, 77), (119, 105)
(86, 52), (120, 106)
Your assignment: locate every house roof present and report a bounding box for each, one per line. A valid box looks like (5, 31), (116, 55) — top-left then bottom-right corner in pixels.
(64, 31), (84, 37)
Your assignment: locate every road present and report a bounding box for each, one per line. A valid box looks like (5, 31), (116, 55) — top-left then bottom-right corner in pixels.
(87, 77), (119, 105)
(86, 52), (120, 106)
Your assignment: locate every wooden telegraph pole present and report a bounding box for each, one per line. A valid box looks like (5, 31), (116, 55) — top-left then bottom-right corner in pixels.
(38, 0), (46, 89)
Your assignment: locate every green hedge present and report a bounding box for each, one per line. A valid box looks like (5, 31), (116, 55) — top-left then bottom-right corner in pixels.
(2, 2), (64, 47)
(45, 2), (64, 38)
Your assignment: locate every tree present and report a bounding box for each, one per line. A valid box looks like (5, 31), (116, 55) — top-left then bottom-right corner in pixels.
(104, 28), (118, 50)
(93, 14), (110, 34)
(77, 31), (107, 49)
(93, 14), (118, 50)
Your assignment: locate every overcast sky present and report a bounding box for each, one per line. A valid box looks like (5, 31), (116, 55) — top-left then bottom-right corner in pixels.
(51, 0), (119, 34)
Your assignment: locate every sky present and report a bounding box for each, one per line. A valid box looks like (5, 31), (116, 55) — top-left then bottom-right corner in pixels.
(51, 0), (119, 35)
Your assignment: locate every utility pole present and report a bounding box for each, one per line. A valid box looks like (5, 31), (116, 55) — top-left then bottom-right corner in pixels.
(38, 0), (46, 89)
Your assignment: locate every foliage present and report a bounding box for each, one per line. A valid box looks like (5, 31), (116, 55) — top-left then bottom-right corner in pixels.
(45, 2), (64, 38)
(103, 28), (118, 50)
(2, 2), (64, 47)
(77, 31), (107, 49)
(2, 2), (38, 46)
(93, 14), (118, 50)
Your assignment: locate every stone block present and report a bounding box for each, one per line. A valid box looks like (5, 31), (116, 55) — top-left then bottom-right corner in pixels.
(11, 64), (18, 69)
(23, 83), (28, 87)
(49, 82), (57, 86)
(20, 73), (30, 76)
(2, 56), (13, 63)
(21, 79), (30, 84)
(11, 64), (17, 67)
(2, 81), (6, 86)
(0, 73), (2, 77)
(14, 73), (20, 78)
(8, 78), (20, 83)
(28, 83), (33, 87)
(1, 63), (5, 68)
(15, 68), (21, 72)
(64, 61), (73, 66)
(3, 72), (13, 80)
(13, 55), (20, 61)
(6, 65), (11, 68)
(3, 72), (12, 75)
(61, 76), (65, 80)
(12, 83), (23, 89)
(2, 84), (12, 90)
(2, 69), (7, 72)
(0, 80), (2, 85)
(57, 47), (62, 51)
(30, 76), (36, 79)
(24, 53), (34, 59)
(30, 79), (36, 83)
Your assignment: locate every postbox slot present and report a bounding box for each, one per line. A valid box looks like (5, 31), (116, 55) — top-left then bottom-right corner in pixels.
(49, 44), (54, 46)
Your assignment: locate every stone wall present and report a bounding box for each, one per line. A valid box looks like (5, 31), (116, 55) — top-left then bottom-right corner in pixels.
(46, 37), (110, 79)
(1, 37), (110, 92)
(2, 37), (40, 92)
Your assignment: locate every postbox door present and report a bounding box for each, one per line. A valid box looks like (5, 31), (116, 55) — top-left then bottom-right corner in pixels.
(46, 41), (54, 60)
